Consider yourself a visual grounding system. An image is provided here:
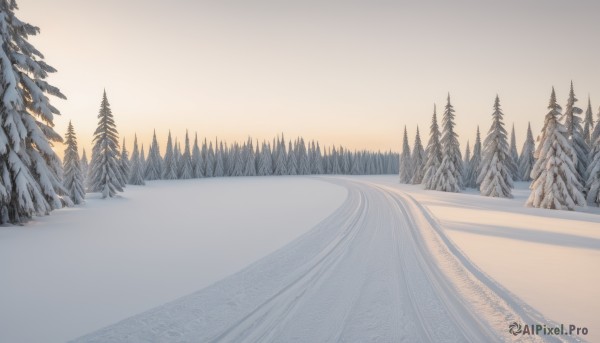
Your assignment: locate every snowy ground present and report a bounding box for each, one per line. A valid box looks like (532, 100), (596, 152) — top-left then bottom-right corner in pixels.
(2, 176), (599, 342)
(0, 177), (347, 343)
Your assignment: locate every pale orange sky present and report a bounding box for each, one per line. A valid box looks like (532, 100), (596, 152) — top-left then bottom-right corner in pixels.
(18, 0), (600, 156)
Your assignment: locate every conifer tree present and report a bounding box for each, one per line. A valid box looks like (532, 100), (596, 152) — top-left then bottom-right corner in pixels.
(144, 131), (162, 180)
(191, 133), (203, 178)
(257, 142), (272, 176)
(561, 82), (589, 188)
(89, 91), (123, 198)
(63, 122), (85, 205)
(297, 138), (310, 175)
(583, 97), (594, 147)
(433, 95), (463, 192)
(0, 1), (70, 223)
(423, 105), (443, 189)
(243, 140), (257, 176)
(509, 124), (519, 180)
(214, 141), (225, 177)
(410, 126), (425, 184)
(119, 138), (130, 187)
(205, 141), (215, 177)
(465, 127), (482, 188)
(399, 126), (412, 183)
(162, 131), (177, 180)
(140, 144), (146, 170)
(527, 88), (585, 210)
(128, 135), (145, 185)
(478, 95), (513, 198)
(80, 149), (89, 190)
(179, 131), (193, 179)
(462, 140), (471, 184)
(518, 123), (535, 182)
(586, 105), (600, 205)
(274, 138), (288, 175)
(287, 141), (298, 175)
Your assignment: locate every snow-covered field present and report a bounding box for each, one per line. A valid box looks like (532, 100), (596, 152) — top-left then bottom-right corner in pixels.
(2, 175), (599, 342)
(0, 177), (347, 343)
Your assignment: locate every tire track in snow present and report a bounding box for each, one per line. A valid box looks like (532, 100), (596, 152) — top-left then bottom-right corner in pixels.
(72, 177), (577, 343)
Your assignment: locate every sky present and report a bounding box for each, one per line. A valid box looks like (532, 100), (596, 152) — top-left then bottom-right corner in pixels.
(17, 0), (600, 156)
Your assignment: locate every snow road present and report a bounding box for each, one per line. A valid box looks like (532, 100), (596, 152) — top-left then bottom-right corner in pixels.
(74, 178), (571, 342)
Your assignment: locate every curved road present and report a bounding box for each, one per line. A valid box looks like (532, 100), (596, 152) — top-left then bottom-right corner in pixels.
(74, 177), (571, 343)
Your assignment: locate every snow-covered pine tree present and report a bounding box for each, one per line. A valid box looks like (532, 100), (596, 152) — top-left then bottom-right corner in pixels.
(89, 91), (123, 198)
(585, 130), (600, 205)
(399, 126), (412, 183)
(432, 95), (463, 192)
(243, 139), (256, 176)
(586, 105), (600, 205)
(179, 131), (193, 179)
(273, 138), (287, 175)
(162, 131), (177, 180)
(518, 122), (535, 182)
(173, 140), (183, 178)
(410, 127), (426, 184)
(583, 97), (594, 147)
(140, 144), (146, 170)
(465, 127), (482, 189)
(191, 133), (203, 178)
(144, 131), (162, 180)
(287, 141), (298, 175)
(119, 138), (130, 187)
(128, 135), (145, 185)
(423, 105), (443, 189)
(205, 141), (215, 177)
(462, 140), (471, 184)
(477, 95), (513, 198)
(331, 146), (341, 174)
(561, 82), (589, 188)
(229, 144), (243, 177)
(257, 142), (271, 176)
(509, 124), (520, 181)
(297, 138), (310, 175)
(527, 88), (585, 210)
(0, 2), (71, 223)
(80, 149), (89, 190)
(214, 141), (225, 177)
(314, 142), (324, 174)
(62, 122), (85, 205)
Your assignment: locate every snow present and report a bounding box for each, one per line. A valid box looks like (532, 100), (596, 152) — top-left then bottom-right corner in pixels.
(360, 175), (600, 342)
(2, 175), (599, 342)
(0, 177), (347, 343)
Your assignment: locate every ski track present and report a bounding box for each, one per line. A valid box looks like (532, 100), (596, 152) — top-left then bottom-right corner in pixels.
(72, 177), (580, 343)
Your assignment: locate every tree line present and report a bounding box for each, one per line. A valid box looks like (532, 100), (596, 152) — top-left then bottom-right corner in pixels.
(399, 84), (600, 210)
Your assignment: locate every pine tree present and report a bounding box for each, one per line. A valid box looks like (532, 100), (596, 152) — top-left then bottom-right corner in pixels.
(561, 81), (589, 188)
(297, 138), (310, 175)
(509, 124), (520, 181)
(128, 135), (145, 185)
(586, 104), (600, 205)
(583, 97), (594, 147)
(89, 91), (123, 198)
(257, 142), (271, 176)
(119, 138), (130, 187)
(399, 126), (412, 183)
(274, 137), (288, 175)
(204, 141), (215, 177)
(162, 131), (177, 180)
(174, 140), (182, 178)
(229, 144), (243, 177)
(527, 88), (585, 210)
(179, 131), (193, 179)
(423, 105), (443, 189)
(478, 95), (513, 198)
(214, 141), (225, 177)
(462, 140), (471, 184)
(144, 130), (162, 180)
(432, 95), (463, 192)
(242, 139), (257, 176)
(191, 133), (203, 178)
(465, 127), (482, 188)
(0, 2), (70, 223)
(410, 126), (425, 184)
(62, 122), (85, 205)
(518, 122), (535, 182)
(586, 131), (600, 205)
(140, 144), (146, 170)
(80, 149), (89, 190)
(287, 141), (298, 175)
